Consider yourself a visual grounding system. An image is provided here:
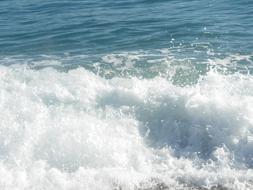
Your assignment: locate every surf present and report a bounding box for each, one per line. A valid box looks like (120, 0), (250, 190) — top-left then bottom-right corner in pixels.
(0, 53), (252, 189)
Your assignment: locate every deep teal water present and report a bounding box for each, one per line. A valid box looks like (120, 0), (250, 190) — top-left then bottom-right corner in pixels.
(0, 0), (252, 56)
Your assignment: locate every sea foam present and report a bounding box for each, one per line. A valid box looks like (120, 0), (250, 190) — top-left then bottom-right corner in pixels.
(0, 58), (252, 189)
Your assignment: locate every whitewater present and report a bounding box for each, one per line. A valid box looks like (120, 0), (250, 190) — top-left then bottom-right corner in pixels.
(0, 51), (252, 190)
(0, 0), (253, 189)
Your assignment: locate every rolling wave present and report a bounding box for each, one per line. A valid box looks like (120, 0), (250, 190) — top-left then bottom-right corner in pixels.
(0, 53), (252, 189)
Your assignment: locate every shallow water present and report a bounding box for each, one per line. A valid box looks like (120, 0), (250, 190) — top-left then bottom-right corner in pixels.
(0, 0), (253, 190)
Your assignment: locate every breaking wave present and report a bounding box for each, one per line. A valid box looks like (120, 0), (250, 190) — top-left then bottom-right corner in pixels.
(0, 52), (253, 190)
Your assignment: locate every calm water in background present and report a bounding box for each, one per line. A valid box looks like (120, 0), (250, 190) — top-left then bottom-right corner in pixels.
(0, 0), (253, 55)
(0, 1), (253, 190)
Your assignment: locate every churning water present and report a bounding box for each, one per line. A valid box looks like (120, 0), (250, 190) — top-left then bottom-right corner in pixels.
(0, 0), (253, 189)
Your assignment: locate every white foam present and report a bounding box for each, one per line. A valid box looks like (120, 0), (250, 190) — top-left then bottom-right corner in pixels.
(0, 61), (252, 189)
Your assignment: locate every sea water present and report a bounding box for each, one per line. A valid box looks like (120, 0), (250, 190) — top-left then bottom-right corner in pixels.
(0, 0), (253, 189)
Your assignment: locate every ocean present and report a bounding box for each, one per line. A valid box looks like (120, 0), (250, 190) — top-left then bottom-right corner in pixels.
(0, 0), (253, 189)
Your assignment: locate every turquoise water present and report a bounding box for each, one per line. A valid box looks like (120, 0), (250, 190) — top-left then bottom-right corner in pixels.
(0, 1), (253, 190)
